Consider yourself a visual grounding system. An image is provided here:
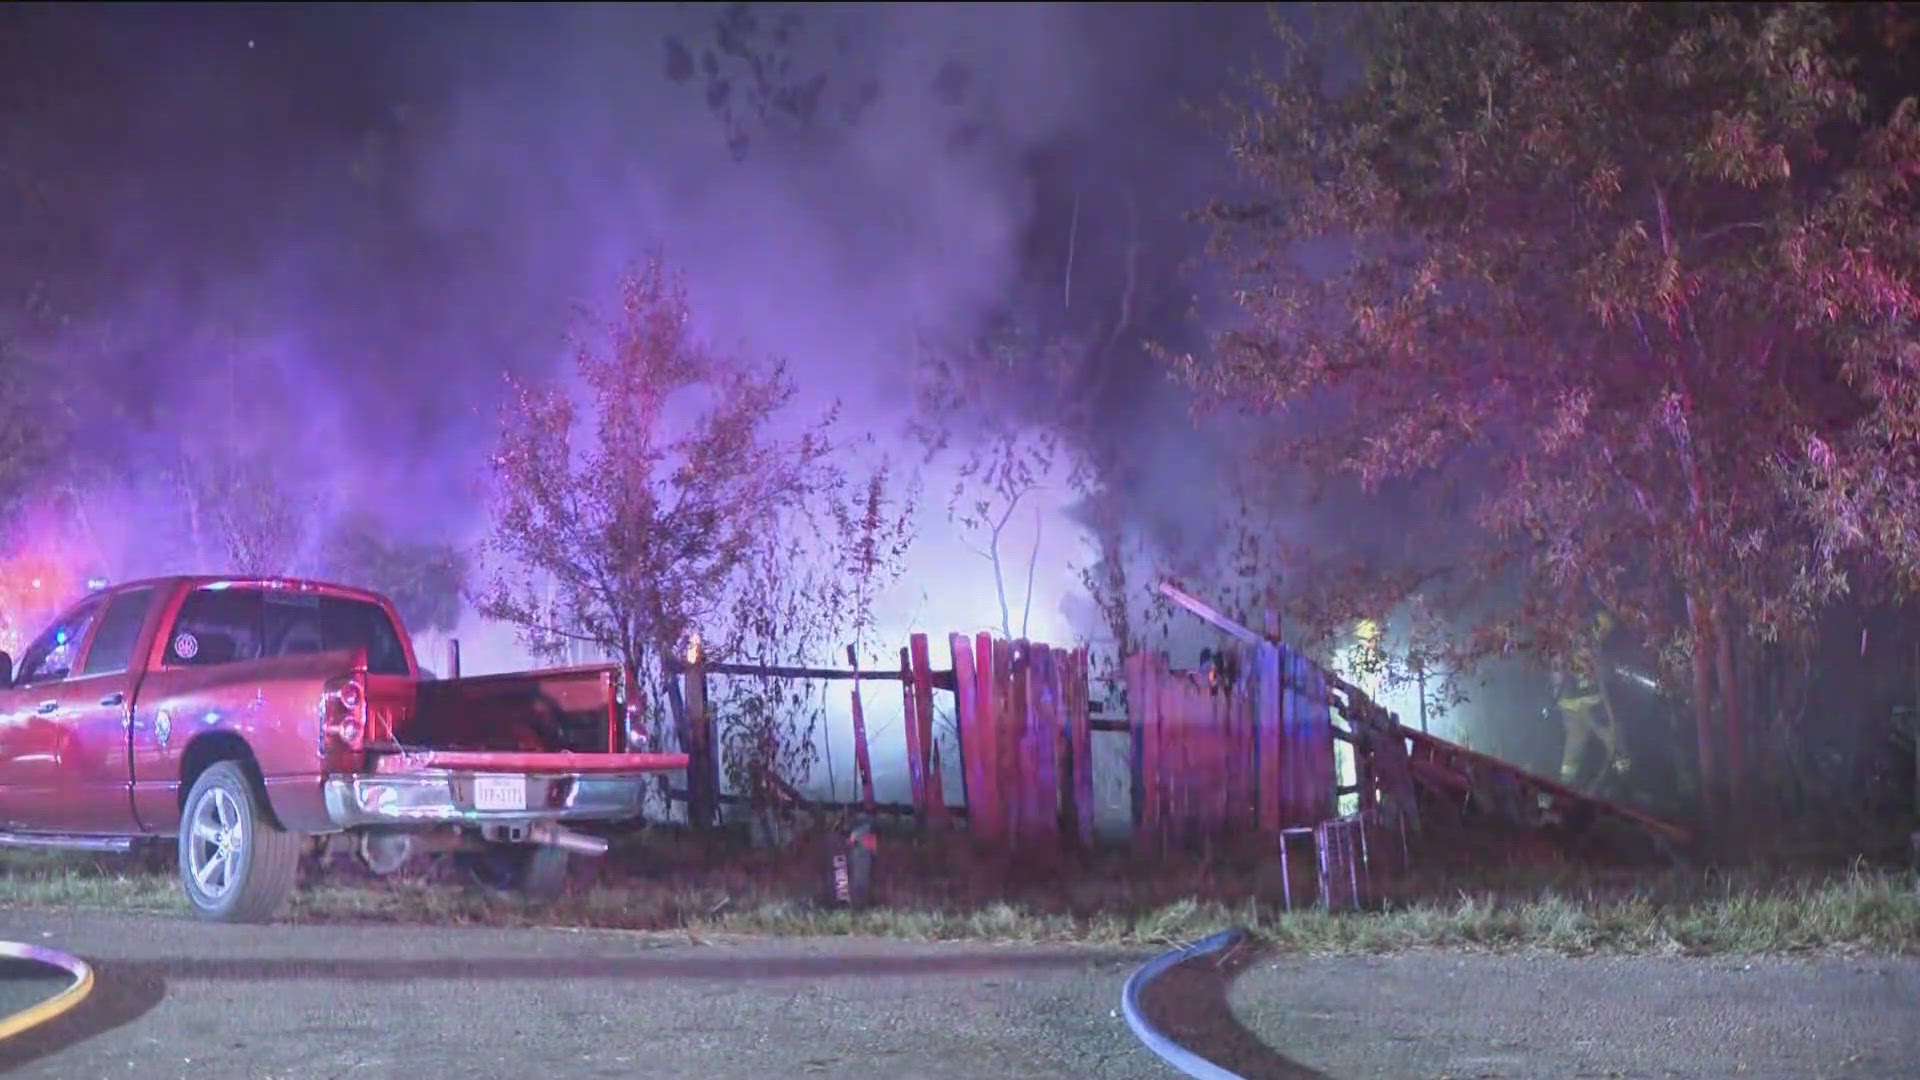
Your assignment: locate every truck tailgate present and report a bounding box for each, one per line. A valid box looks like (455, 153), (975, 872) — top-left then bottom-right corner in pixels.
(367, 750), (689, 774)
(327, 749), (688, 827)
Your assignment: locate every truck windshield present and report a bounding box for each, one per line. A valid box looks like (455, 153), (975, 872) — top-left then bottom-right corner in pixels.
(164, 586), (412, 676)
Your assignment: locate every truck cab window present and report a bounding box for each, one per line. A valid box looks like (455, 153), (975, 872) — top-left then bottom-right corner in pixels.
(263, 593), (409, 675)
(80, 587), (158, 676)
(165, 588), (264, 667)
(164, 586), (410, 676)
(318, 596), (410, 676)
(16, 599), (103, 685)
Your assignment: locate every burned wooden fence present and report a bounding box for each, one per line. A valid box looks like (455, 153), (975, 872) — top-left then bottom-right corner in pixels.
(650, 577), (1689, 912)
(662, 632), (1099, 852)
(1122, 645), (1339, 855)
(659, 622), (1344, 861)
(950, 635), (1095, 851)
(661, 639), (961, 829)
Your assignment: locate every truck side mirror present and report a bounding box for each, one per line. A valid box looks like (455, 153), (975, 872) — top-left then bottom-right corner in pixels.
(0, 650), (13, 689)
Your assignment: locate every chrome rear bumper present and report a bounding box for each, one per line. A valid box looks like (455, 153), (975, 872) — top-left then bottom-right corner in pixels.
(323, 770), (648, 829)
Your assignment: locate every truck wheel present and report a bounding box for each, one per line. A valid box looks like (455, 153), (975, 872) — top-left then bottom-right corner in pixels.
(456, 843), (570, 903)
(178, 761), (303, 923)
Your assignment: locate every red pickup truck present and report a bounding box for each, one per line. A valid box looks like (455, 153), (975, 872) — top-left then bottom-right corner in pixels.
(0, 575), (686, 922)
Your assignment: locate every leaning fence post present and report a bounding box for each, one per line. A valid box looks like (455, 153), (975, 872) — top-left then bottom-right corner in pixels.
(910, 634), (944, 825)
(901, 645), (926, 818)
(1067, 648), (1096, 850)
(980, 635), (1011, 845)
(685, 639), (717, 831)
(950, 634), (983, 836)
(847, 645), (877, 813)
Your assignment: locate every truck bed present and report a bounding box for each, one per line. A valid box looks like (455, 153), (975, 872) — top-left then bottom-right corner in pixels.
(381, 663), (633, 755)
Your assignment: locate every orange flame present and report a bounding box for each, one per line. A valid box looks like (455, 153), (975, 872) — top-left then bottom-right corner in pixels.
(0, 502), (96, 656)
(0, 551), (83, 655)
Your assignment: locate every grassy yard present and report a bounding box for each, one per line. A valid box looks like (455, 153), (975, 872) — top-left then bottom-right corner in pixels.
(2, 832), (1916, 956)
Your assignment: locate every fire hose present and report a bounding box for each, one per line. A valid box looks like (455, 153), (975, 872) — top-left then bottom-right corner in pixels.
(0, 941), (93, 1040)
(1118, 926), (1250, 1080)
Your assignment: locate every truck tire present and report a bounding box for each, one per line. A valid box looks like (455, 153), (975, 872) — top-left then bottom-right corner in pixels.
(178, 760), (304, 923)
(456, 843), (570, 903)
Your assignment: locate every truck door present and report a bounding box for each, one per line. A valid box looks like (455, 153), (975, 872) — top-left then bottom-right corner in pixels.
(0, 589), (154, 834)
(0, 596), (100, 829)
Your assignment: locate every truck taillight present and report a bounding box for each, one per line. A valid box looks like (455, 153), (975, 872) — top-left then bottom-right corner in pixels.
(320, 676), (366, 748)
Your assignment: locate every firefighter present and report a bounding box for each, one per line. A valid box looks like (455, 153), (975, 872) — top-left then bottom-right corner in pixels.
(1555, 613), (1627, 787)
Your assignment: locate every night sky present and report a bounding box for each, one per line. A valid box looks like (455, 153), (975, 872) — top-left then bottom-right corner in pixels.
(2, 3), (1270, 563)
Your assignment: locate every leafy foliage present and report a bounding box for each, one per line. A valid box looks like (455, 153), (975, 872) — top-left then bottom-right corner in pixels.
(661, 2), (885, 160)
(171, 450), (311, 577)
(714, 456), (918, 808)
(714, 527), (831, 810)
(1192, 2), (1920, 811)
(1781, 88), (1920, 591)
(913, 326), (1094, 640)
(0, 340), (70, 533)
(828, 456), (921, 665)
(161, 328), (325, 577)
(478, 255), (836, 730)
(316, 512), (468, 635)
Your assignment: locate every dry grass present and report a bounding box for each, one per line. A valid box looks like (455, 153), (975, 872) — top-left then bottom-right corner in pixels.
(2, 831), (1917, 956)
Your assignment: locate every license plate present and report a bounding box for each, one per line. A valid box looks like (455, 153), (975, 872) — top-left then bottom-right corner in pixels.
(832, 854), (851, 904)
(472, 775), (527, 812)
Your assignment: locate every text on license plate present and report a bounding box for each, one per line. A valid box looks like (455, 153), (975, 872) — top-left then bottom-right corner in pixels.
(472, 775), (527, 812)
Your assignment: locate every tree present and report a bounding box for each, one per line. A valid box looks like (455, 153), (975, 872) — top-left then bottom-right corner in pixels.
(0, 339), (70, 534)
(477, 255), (835, 730)
(714, 458), (916, 817)
(829, 455), (920, 667)
(912, 325), (1096, 641)
(1192, 3), (1920, 823)
(163, 327), (322, 577)
(171, 451), (310, 576)
(315, 513), (469, 635)
(714, 524), (834, 818)
(661, 2), (884, 161)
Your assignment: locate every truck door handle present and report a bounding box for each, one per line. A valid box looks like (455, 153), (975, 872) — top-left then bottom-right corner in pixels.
(99, 692), (125, 707)
(36, 700), (58, 715)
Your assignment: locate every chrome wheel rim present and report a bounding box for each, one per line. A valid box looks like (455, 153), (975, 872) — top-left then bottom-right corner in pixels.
(187, 786), (243, 899)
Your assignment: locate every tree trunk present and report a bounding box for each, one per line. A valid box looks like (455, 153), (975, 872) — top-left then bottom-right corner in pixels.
(1712, 600), (1744, 820)
(1687, 592), (1720, 824)
(183, 467), (207, 568)
(1592, 660), (1626, 775)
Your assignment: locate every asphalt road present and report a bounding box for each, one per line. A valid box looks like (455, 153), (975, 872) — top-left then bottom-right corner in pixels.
(2, 907), (1917, 1080)
(1220, 952), (1920, 1080)
(0, 908), (1161, 1080)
